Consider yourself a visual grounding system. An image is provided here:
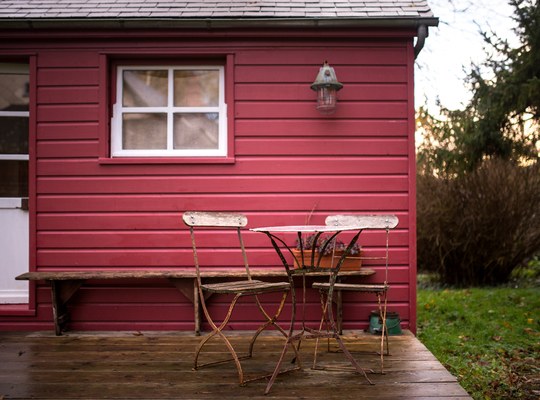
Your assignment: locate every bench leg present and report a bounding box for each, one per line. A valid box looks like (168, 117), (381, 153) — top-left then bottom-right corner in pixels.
(168, 278), (201, 336)
(49, 280), (83, 336)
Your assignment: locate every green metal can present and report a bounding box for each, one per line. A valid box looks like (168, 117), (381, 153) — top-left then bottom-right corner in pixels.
(368, 311), (402, 335)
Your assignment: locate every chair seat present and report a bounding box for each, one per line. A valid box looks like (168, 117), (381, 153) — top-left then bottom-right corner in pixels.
(312, 282), (388, 293)
(202, 279), (291, 295)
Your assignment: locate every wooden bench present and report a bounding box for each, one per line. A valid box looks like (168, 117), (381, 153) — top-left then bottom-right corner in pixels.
(16, 268), (375, 336)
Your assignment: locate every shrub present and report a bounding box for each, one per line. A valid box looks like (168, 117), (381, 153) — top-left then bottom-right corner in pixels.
(417, 159), (540, 286)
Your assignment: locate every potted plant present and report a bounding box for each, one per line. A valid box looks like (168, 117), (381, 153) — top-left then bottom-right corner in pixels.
(291, 234), (362, 270)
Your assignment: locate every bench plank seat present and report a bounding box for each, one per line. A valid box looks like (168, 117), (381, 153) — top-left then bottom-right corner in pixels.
(16, 268), (374, 336)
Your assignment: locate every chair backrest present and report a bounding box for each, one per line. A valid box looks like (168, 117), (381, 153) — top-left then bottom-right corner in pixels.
(325, 214), (398, 283)
(325, 214), (398, 230)
(182, 211), (251, 279)
(183, 211), (248, 228)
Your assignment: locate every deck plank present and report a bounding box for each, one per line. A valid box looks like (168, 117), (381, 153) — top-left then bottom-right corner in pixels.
(0, 330), (471, 399)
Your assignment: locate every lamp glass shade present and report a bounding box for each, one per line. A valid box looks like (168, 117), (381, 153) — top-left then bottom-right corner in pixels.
(316, 87), (337, 114)
(311, 61), (343, 115)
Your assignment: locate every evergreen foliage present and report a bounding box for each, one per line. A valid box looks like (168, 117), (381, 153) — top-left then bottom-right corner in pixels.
(417, 0), (539, 177)
(416, 1), (540, 285)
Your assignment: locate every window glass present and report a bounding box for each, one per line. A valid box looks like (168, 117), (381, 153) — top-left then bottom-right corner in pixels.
(0, 117), (29, 154)
(0, 69), (29, 112)
(174, 70), (219, 107)
(0, 160), (28, 197)
(122, 113), (167, 149)
(122, 70), (168, 107)
(173, 113), (219, 149)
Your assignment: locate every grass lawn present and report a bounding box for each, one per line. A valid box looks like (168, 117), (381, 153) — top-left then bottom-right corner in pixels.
(417, 283), (539, 399)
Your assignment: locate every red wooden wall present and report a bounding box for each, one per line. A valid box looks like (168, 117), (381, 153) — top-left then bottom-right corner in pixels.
(0, 27), (417, 333)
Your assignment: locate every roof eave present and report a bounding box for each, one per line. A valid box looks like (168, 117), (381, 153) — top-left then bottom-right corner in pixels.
(0, 16), (439, 31)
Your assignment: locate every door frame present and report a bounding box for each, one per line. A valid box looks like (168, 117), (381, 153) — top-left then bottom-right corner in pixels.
(0, 55), (37, 315)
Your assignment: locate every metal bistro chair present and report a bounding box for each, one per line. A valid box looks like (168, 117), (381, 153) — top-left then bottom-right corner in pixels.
(312, 214), (399, 374)
(182, 211), (293, 386)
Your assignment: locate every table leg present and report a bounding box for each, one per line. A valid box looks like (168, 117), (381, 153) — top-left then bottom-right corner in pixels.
(337, 289), (343, 335)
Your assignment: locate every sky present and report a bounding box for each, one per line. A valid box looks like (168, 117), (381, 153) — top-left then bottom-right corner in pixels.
(414, 0), (519, 112)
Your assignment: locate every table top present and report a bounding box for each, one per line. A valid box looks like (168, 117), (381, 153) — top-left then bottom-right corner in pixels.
(251, 224), (368, 233)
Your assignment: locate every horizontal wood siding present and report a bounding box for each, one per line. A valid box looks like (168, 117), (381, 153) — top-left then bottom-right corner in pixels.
(0, 32), (414, 333)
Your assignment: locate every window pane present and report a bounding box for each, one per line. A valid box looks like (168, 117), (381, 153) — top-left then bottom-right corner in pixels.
(122, 113), (167, 150)
(122, 70), (168, 107)
(0, 160), (28, 197)
(174, 70), (219, 107)
(174, 113), (219, 149)
(0, 72), (29, 112)
(0, 117), (29, 154)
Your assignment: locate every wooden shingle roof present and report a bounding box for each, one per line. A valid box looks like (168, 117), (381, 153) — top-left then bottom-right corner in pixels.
(0, 0), (438, 28)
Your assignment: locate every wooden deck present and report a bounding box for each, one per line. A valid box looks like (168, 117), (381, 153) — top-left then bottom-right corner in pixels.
(0, 330), (471, 399)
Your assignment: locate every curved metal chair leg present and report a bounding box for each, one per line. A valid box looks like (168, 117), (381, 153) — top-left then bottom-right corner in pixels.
(194, 294), (246, 385)
(247, 292), (284, 356)
(247, 291), (297, 360)
(377, 291), (390, 374)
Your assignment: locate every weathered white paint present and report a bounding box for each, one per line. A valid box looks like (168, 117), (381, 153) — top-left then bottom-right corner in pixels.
(0, 203), (29, 303)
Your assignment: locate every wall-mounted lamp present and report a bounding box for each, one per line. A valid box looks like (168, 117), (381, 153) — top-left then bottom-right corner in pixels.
(310, 61), (343, 115)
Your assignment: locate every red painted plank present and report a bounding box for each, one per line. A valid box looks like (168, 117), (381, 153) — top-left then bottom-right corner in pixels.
(36, 248), (409, 267)
(37, 122), (99, 140)
(37, 211), (410, 231)
(37, 212), (184, 231)
(37, 194), (410, 212)
(235, 119), (408, 137)
(235, 83), (408, 101)
(235, 65), (407, 83)
(38, 51), (100, 68)
(75, 287), (288, 304)
(66, 301), (321, 324)
(236, 138), (408, 156)
(66, 321), (196, 331)
(34, 284), (187, 305)
(37, 175), (409, 194)
(37, 140), (98, 158)
(235, 47), (407, 65)
(38, 86), (99, 104)
(38, 157), (410, 176)
(36, 230), (410, 249)
(37, 105), (99, 122)
(234, 101), (407, 119)
(74, 287), (192, 303)
(71, 304), (193, 322)
(37, 68), (99, 86)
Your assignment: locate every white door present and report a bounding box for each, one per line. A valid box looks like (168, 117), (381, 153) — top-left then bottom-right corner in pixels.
(0, 63), (29, 304)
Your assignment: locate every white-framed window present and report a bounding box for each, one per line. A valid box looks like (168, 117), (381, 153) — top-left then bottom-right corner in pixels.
(0, 63), (29, 204)
(111, 65), (227, 157)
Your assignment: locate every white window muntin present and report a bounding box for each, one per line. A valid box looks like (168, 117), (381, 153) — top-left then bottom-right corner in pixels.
(111, 65), (227, 157)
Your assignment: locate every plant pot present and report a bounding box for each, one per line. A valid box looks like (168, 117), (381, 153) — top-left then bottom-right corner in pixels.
(291, 249), (362, 271)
